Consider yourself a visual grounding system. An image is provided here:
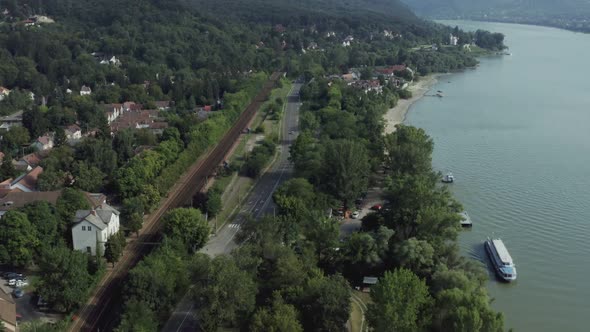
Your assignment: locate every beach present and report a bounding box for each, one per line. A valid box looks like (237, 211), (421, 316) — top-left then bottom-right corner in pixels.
(384, 74), (439, 134)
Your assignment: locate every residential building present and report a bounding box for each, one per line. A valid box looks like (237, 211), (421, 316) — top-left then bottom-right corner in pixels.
(450, 34), (459, 46)
(80, 85), (92, 96)
(154, 101), (171, 111)
(0, 190), (106, 218)
(0, 166), (43, 195)
(349, 80), (383, 94)
(65, 124), (82, 140)
(102, 103), (124, 124)
(12, 152), (43, 172)
(71, 203), (120, 255)
(0, 86), (10, 101)
(32, 134), (54, 151)
(0, 111), (23, 131)
(0, 290), (16, 332)
(110, 109), (168, 135)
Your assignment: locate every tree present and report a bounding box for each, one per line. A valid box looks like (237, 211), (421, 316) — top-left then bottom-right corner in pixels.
(384, 125), (434, 176)
(204, 188), (222, 218)
(0, 153), (17, 180)
(1, 126), (30, 151)
(162, 208), (209, 253)
(73, 161), (106, 192)
(37, 245), (95, 312)
(321, 139), (369, 208)
(117, 299), (158, 332)
(0, 211), (39, 267)
(56, 188), (90, 226)
(37, 169), (67, 191)
(125, 212), (144, 237)
(250, 295), (303, 332)
(192, 255), (258, 331)
(112, 129), (136, 164)
(391, 237), (435, 277)
(53, 127), (67, 147)
(293, 274), (351, 332)
(105, 231), (125, 266)
(367, 268), (432, 332)
(21, 201), (61, 248)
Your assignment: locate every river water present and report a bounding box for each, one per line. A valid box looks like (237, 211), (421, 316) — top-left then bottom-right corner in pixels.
(405, 21), (590, 332)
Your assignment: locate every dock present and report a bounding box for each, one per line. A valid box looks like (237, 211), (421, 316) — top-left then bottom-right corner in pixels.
(459, 211), (473, 227)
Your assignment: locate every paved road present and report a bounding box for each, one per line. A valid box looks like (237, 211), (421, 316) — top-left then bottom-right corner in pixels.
(161, 83), (302, 332)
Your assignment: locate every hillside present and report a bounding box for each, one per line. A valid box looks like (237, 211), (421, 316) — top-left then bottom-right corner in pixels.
(401, 0), (590, 32)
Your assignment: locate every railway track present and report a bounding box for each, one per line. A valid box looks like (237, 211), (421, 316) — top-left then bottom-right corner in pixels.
(68, 72), (282, 332)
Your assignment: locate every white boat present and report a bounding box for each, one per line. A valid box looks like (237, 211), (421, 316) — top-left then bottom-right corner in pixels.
(442, 173), (454, 183)
(459, 211), (472, 227)
(485, 238), (517, 282)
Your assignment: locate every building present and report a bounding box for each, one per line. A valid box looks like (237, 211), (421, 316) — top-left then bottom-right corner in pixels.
(12, 152), (43, 172)
(349, 80), (383, 94)
(32, 134), (54, 151)
(71, 203), (120, 255)
(110, 109), (168, 135)
(0, 111), (23, 131)
(450, 34), (459, 46)
(0, 191), (106, 218)
(102, 104), (124, 124)
(154, 101), (171, 111)
(65, 124), (82, 140)
(0, 87), (10, 101)
(0, 290), (17, 332)
(80, 85), (92, 96)
(0, 166), (43, 195)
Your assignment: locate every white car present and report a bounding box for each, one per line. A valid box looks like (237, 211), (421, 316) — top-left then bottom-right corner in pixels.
(16, 280), (28, 287)
(351, 211), (360, 219)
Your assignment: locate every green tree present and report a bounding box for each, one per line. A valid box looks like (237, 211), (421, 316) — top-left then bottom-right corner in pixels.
(73, 161), (106, 192)
(105, 231), (124, 266)
(367, 268), (432, 332)
(21, 201), (61, 248)
(250, 295), (303, 332)
(204, 188), (222, 218)
(192, 255), (258, 331)
(162, 208), (209, 253)
(37, 169), (66, 191)
(117, 299), (158, 332)
(0, 211), (39, 267)
(53, 127), (67, 147)
(293, 274), (351, 332)
(37, 245), (94, 312)
(384, 125), (434, 176)
(125, 212), (144, 237)
(0, 153), (17, 180)
(56, 188), (91, 226)
(1, 126), (30, 151)
(322, 139), (369, 208)
(391, 237), (435, 277)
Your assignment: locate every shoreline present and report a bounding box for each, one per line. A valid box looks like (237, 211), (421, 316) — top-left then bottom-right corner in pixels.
(384, 74), (441, 134)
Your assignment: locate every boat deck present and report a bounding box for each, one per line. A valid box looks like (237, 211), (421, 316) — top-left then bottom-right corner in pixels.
(459, 211), (472, 227)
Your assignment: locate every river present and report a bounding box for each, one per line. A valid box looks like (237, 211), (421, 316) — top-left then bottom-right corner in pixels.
(405, 21), (590, 332)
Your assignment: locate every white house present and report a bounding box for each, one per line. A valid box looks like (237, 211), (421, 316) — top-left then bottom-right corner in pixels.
(65, 124), (82, 140)
(71, 204), (120, 255)
(0, 111), (23, 131)
(32, 134), (54, 151)
(80, 85), (92, 96)
(450, 34), (459, 46)
(0, 87), (10, 101)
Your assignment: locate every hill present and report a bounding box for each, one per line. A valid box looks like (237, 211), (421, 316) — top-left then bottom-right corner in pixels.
(401, 0), (590, 32)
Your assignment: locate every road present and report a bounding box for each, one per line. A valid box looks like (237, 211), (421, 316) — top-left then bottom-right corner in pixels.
(161, 83), (302, 331)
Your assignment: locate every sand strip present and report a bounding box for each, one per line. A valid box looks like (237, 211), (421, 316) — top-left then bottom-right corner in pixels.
(384, 74), (440, 134)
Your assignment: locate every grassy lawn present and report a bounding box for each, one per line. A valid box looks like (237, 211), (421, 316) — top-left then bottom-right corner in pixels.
(350, 298), (364, 332)
(350, 290), (371, 332)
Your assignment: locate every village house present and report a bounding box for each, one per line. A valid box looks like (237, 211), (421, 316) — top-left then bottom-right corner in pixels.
(450, 34), (459, 46)
(0, 166), (43, 195)
(65, 124), (82, 140)
(349, 80), (383, 94)
(32, 133), (54, 151)
(0, 111), (23, 131)
(12, 152), (43, 172)
(71, 203), (120, 255)
(154, 100), (171, 111)
(100, 55), (121, 66)
(103, 103), (124, 124)
(0, 191), (106, 218)
(110, 109), (168, 135)
(0, 290), (17, 332)
(80, 85), (92, 96)
(0, 86), (10, 101)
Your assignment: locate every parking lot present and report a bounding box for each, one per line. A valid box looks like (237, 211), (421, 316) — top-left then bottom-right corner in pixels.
(339, 187), (383, 239)
(0, 273), (61, 323)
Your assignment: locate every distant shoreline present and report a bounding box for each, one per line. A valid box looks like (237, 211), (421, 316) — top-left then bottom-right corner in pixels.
(384, 74), (441, 134)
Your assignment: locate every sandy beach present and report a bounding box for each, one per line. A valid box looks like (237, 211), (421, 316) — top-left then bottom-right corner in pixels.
(384, 74), (440, 134)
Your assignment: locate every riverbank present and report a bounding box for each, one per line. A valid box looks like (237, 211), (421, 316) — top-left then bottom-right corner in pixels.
(384, 74), (440, 134)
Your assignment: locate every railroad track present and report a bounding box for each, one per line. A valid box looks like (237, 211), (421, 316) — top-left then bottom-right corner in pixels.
(68, 72), (282, 332)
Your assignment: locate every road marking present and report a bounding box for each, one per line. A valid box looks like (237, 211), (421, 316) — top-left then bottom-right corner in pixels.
(228, 224), (241, 229)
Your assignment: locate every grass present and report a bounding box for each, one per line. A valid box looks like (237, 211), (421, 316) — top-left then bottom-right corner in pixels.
(350, 299), (364, 332)
(350, 290), (371, 332)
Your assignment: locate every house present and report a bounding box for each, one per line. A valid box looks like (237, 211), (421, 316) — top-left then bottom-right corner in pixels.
(123, 102), (142, 112)
(71, 203), (120, 255)
(100, 56), (121, 66)
(362, 276), (379, 292)
(0, 166), (43, 195)
(0, 290), (17, 332)
(102, 103), (124, 124)
(13, 152), (43, 172)
(32, 134), (54, 151)
(0, 86), (10, 101)
(80, 85), (92, 96)
(31, 15), (55, 24)
(349, 80), (383, 94)
(65, 124), (82, 140)
(197, 105), (213, 112)
(154, 101), (171, 111)
(0, 111), (23, 131)
(450, 34), (459, 46)
(0, 190), (106, 218)
(109, 109), (168, 135)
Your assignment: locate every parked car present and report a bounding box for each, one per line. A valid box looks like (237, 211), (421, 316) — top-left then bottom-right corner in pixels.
(370, 204), (382, 211)
(8, 278), (27, 287)
(351, 211), (360, 219)
(15, 280), (28, 287)
(12, 288), (24, 298)
(3, 272), (23, 280)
